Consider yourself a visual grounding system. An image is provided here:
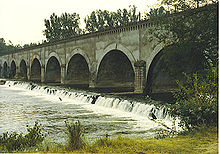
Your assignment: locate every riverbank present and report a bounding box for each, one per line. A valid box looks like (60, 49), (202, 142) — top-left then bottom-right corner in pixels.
(36, 126), (218, 153)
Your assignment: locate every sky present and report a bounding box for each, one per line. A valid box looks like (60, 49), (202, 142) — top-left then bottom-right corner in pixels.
(0, 0), (159, 45)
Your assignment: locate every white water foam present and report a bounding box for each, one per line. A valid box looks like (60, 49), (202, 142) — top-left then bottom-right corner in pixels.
(3, 81), (181, 132)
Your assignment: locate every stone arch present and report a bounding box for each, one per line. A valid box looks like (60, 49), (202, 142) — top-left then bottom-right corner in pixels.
(10, 60), (16, 78)
(144, 42), (177, 95)
(45, 52), (62, 69)
(145, 42), (164, 79)
(96, 49), (135, 89)
(2, 61), (8, 78)
(31, 54), (42, 67)
(66, 53), (90, 86)
(30, 58), (41, 82)
(97, 43), (136, 72)
(66, 48), (91, 72)
(20, 59), (27, 79)
(0, 63), (1, 77)
(45, 56), (61, 83)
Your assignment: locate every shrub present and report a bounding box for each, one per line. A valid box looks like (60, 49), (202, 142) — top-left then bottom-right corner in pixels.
(0, 121), (45, 152)
(65, 120), (86, 151)
(169, 67), (218, 130)
(24, 121), (45, 147)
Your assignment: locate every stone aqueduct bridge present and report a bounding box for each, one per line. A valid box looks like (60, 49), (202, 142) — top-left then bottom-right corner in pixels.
(0, 21), (165, 93)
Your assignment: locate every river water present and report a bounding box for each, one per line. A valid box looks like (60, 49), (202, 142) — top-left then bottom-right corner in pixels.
(0, 80), (178, 143)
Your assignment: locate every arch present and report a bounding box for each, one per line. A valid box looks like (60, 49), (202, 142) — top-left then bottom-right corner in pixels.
(96, 43), (136, 72)
(45, 56), (61, 83)
(20, 59), (27, 79)
(31, 54), (42, 67)
(144, 50), (163, 94)
(66, 48), (91, 71)
(144, 42), (177, 96)
(66, 54), (89, 86)
(96, 49), (135, 89)
(10, 60), (16, 78)
(0, 64), (1, 77)
(30, 58), (41, 82)
(2, 61), (8, 78)
(145, 42), (164, 79)
(45, 52), (62, 69)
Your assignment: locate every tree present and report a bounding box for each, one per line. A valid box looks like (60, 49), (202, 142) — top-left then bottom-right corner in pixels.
(161, 0), (218, 12)
(84, 5), (140, 32)
(149, 2), (218, 78)
(145, 6), (169, 19)
(43, 12), (82, 42)
(0, 38), (20, 56)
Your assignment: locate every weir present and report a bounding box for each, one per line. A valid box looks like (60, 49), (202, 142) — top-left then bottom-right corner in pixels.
(3, 80), (180, 131)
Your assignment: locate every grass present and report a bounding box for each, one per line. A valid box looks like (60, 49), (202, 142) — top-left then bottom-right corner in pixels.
(0, 120), (217, 153)
(34, 126), (217, 153)
(84, 127), (218, 153)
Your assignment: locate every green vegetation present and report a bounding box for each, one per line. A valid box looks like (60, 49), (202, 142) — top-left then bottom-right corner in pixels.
(0, 122), (45, 152)
(169, 67), (218, 130)
(84, 5), (139, 32)
(84, 127), (218, 153)
(0, 122), (217, 153)
(43, 12), (82, 42)
(64, 120), (87, 151)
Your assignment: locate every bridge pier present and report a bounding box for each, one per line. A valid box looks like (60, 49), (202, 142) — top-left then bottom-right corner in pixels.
(41, 65), (45, 83)
(61, 64), (66, 84)
(89, 72), (96, 88)
(15, 66), (20, 78)
(134, 60), (146, 93)
(27, 67), (30, 80)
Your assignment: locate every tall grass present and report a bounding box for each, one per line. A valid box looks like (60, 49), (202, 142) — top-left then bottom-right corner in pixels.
(64, 120), (87, 151)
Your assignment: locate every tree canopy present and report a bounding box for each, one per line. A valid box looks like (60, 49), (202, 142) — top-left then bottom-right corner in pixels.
(84, 5), (140, 32)
(150, 2), (218, 78)
(43, 12), (82, 42)
(0, 38), (21, 56)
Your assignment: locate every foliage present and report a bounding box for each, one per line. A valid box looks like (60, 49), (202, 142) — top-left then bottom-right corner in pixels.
(84, 5), (139, 32)
(0, 38), (21, 56)
(151, 3), (218, 78)
(64, 120), (86, 151)
(161, 0), (218, 12)
(43, 12), (82, 42)
(169, 67), (218, 130)
(0, 121), (45, 152)
(145, 6), (170, 19)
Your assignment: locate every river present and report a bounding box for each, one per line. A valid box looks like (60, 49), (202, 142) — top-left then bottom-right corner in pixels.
(0, 80), (178, 143)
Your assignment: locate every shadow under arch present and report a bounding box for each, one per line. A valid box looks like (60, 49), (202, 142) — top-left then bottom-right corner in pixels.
(66, 54), (89, 87)
(45, 56), (61, 83)
(2, 61), (8, 78)
(30, 58), (41, 82)
(144, 48), (177, 101)
(20, 59), (27, 79)
(10, 60), (16, 78)
(96, 49), (135, 91)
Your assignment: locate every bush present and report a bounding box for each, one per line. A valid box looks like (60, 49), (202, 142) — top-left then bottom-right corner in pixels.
(169, 67), (218, 130)
(0, 121), (45, 152)
(65, 120), (86, 151)
(24, 121), (45, 147)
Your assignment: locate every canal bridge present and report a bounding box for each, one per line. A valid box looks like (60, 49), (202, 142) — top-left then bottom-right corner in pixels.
(0, 20), (167, 93)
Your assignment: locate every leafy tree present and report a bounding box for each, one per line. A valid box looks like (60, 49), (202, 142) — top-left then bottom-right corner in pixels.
(145, 6), (169, 19)
(169, 67), (218, 130)
(161, 0), (218, 11)
(84, 5), (140, 32)
(150, 3), (218, 78)
(0, 38), (20, 56)
(43, 12), (82, 42)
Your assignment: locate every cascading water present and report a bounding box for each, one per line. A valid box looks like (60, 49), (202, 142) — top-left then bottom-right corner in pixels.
(0, 80), (180, 142)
